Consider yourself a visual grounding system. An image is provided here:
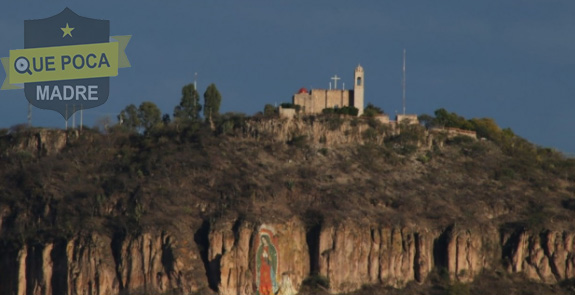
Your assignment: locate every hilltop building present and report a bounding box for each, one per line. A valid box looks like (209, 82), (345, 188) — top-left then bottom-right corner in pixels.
(291, 65), (365, 116)
(281, 64), (421, 127)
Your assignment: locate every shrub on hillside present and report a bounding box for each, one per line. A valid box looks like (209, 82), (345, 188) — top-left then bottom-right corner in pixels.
(322, 106), (359, 116)
(362, 103), (384, 117)
(446, 135), (475, 145)
(385, 124), (425, 156)
(280, 103), (302, 112)
(288, 135), (308, 148)
(302, 274), (330, 289)
(216, 113), (247, 136)
(263, 104), (278, 117)
(319, 114), (344, 131)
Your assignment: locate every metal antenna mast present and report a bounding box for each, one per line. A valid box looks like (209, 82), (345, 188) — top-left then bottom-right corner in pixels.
(72, 105), (76, 129)
(193, 72), (198, 113)
(402, 49), (406, 115)
(27, 103), (31, 127)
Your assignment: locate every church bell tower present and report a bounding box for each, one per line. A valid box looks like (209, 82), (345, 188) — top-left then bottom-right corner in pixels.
(354, 65), (364, 115)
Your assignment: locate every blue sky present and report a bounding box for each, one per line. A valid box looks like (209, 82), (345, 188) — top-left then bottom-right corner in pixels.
(1, 1), (575, 154)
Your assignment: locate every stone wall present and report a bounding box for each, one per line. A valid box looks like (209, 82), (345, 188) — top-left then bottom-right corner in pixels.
(397, 114), (419, 125)
(278, 107), (296, 119)
(375, 114), (390, 124)
(293, 89), (352, 114)
(430, 127), (478, 140)
(293, 92), (312, 113)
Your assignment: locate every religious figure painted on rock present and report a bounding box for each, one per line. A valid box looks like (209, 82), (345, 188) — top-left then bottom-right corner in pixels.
(256, 233), (278, 295)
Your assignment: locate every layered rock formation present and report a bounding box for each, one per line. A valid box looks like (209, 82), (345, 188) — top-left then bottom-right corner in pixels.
(315, 223), (498, 292)
(208, 218), (308, 295)
(4, 129), (68, 156)
(4, 218), (575, 294)
(203, 221), (575, 295)
(443, 226), (499, 282)
(0, 232), (203, 295)
(1, 117), (574, 295)
(506, 230), (575, 283)
(316, 223), (432, 293)
(244, 117), (394, 146)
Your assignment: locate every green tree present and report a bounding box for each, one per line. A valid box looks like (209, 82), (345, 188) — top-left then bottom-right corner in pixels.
(469, 118), (500, 140)
(418, 114), (435, 128)
(138, 101), (162, 131)
(280, 102), (302, 112)
(203, 83), (222, 122)
(263, 104), (277, 117)
(338, 106), (359, 116)
(433, 108), (473, 130)
(174, 83), (201, 121)
(322, 106), (359, 116)
(118, 104), (141, 131)
(362, 103), (384, 117)
(162, 113), (171, 125)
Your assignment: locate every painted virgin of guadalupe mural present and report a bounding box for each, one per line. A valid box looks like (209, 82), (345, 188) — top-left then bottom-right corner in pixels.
(256, 230), (279, 295)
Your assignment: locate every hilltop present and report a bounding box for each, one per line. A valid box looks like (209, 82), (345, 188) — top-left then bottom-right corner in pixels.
(0, 111), (575, 295)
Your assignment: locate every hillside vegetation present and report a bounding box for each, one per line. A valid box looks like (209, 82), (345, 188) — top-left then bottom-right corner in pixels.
(1, 110), (575, 294)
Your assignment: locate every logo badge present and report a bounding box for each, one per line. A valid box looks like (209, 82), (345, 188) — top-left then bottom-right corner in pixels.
(1, 8), (131, 119)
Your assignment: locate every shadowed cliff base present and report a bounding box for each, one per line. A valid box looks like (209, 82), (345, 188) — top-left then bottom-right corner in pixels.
(304, 209), (322, 276)
(433, 225), (453, 271)
(307, 271), (575, 295)
(194, 219), (220, 292)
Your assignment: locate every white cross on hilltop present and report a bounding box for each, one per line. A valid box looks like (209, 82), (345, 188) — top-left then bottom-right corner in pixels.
(331, 75), (341, 89)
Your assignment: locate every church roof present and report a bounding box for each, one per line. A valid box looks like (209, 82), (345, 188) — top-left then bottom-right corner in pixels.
(298, 87), (308, 94)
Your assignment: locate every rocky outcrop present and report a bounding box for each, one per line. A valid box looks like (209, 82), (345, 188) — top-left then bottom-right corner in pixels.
(506, 230), (575, 283)
(244, 117), (394, 146)
(0, 232), (203, 295)
(205, 220), (575, 295)
(4, 218), (575, 295)
(444, 226), (499, 282)
(2, 129), (68, 156)
(0, 238), (116, 295)
(208, 218), (308, 295)
(65, 235), (118, 295)
(316, 222), (433, 293)
(206, 220), (494, 294)
(113, 232), (201, 294)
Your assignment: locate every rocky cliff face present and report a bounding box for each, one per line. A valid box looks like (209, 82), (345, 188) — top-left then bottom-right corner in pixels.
(443, 226), (500, 282)
(4, 129), (68, 156)
(1, 126), (574, 294)
(0, 231), (204, 295)
(506, 230), (575, 283)
(244, 117), (396, 146)
(316, 222), (432, 293)
(314, 223), (497, 292)
(4, 217), (575, 294)
(208, 218), (308, 295)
